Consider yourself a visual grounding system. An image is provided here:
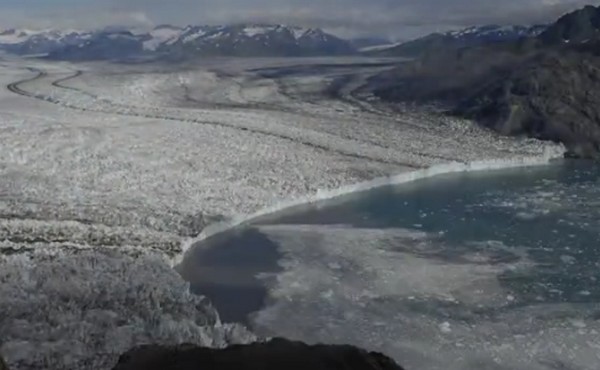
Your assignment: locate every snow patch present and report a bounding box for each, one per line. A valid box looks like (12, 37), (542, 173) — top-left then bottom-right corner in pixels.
(292, 27), (309, 40)
(359, 42), (402, 52)
(144, 27), (183, 50)
(243, 26), (275, 38)
(182, 29), (208, 43)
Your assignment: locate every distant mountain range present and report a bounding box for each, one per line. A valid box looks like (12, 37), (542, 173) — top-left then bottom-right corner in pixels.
(9, 13), (600, 61)
(0, 22), (557, 61)
(369, 24), (548, 57)
(0, 24), (355, 60)
(0, 28), (95, 55)
(155, 24), (354, 58)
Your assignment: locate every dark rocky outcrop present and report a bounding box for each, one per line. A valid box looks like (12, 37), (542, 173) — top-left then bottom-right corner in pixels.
(112, 338), (405, 370)
(0, 354), (8, 370)
(453, 51), (600, 158)
(370, 24), (545, 58)
(370, 5), (600, 158)
(538, 5), (600, 45)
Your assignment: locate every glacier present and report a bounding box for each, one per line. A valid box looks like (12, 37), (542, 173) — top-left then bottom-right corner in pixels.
(0, 56), (565, 370)
(177, 146), (564, 266)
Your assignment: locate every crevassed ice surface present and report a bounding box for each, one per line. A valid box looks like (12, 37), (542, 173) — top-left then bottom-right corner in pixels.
(0, 56), (567, 369)
(250, 161), (600, 370)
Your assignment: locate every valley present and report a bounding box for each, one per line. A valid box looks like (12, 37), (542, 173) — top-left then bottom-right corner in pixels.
(0, 55), (560, 369)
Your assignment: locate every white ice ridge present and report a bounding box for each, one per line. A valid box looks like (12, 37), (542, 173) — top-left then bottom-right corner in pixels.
(173, 145), (565, 267)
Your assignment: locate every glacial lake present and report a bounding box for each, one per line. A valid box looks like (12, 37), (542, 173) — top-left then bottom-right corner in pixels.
(179, 159), (600, 370)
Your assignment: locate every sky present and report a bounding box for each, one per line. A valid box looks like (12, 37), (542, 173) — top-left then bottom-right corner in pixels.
(0, 0), (598, 39)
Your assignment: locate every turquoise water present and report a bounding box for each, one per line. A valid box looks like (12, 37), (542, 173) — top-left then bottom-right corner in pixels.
(181, 160), (600, 370)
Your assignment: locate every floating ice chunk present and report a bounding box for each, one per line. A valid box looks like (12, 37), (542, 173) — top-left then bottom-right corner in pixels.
(439, 322), (452, 333)
(516, 212), (537, 221)
(327, 262), (342, 270)
(321, 290), (335, 300)
(560, 255), (577, 264)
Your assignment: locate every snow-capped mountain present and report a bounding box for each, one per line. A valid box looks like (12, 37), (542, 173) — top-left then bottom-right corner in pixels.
(158, 24), (355, 57)
(446, 24), (546, 42)
(538, 5), (600, 45)
(47, 31), (147, 61)
(142, 25), (183, 51)
(371, 24), (547, 57)
(0, 28), (94, 55)
(0, 24), (355, 60)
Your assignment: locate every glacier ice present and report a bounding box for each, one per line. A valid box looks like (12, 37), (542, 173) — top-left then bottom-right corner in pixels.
(0, 57), (568, 370)
(0, 248), (256, 370)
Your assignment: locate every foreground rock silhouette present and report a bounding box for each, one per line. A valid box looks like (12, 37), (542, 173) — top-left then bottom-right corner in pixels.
(0, 355), (8, 370)
(112, 338), (405, 370)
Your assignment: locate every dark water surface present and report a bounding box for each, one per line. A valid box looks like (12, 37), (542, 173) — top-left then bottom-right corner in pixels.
(180, 160), (600, 370)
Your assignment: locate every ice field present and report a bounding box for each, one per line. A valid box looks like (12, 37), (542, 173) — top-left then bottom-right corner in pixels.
(0, 55), (563, 369)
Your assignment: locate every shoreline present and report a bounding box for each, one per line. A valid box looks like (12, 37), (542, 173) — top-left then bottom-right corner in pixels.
(173, 145), (566, 268)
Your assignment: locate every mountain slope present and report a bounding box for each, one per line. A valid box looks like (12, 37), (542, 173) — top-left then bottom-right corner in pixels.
(158, 24), (355, 58)
(370, 5), (600, 158)
(455, 51), (600, 157)
(371, 24), (546, 58)
(0, 24), (355, 60)
(46, 31), (146, 61)
(0, 29), (93, 55)
(143, 25), (183, 51)
(538, 4), (600, 44)
(453, 5), (600, 158)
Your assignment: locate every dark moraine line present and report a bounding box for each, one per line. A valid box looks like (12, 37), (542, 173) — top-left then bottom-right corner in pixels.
(6, 68), (46, 97)
(182, 75), (461, 164)
(52, 70), (98, 98)
(180, 77), (326, 119)
(249, 61), (401, 78)
(7, 67), (423, 169)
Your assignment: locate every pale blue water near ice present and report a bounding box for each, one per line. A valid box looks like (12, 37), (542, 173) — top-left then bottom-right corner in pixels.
(180, 160), (600, 370)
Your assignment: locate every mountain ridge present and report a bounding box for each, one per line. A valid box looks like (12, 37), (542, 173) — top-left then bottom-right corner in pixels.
(0, 24), (356, 59)
(369, 24), (547, 57)
(370, 4), (600, 158)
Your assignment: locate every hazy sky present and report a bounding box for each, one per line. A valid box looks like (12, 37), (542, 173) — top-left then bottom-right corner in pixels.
(0, 0), (598, 39)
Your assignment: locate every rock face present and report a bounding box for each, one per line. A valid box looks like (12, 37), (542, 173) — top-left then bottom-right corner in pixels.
(1, 24), (355, 60)
(370, 5), (600, 158)
(47, 31), (146, 61)
(158, 24), (355, 58)
(454, 51), (600, 158)
(371, 24), (545, 58)
(112, 338), (405, 370)
(538, 5), (600, 45)
(0, 29), (94, 55)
